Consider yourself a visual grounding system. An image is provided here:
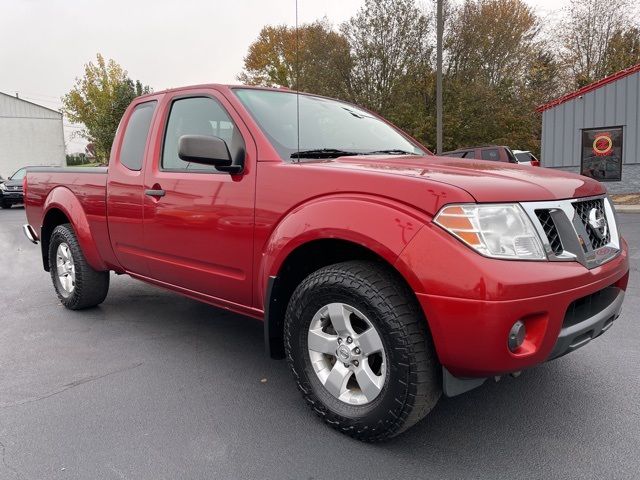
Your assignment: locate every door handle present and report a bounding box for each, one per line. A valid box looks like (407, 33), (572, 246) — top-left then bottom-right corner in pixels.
(145, 189), (166, 198)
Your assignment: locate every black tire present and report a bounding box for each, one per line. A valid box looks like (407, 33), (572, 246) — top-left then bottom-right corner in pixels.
(48, 223), (110, 310)
(1, 202), (11, 209)
(284, 260), (441, 442)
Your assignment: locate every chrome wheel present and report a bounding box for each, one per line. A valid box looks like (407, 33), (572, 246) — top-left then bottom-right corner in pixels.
(56, 242), (76, 296)
(307, 303), (386, 405)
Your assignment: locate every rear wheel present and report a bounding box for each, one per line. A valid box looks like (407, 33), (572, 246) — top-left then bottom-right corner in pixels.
(284, 260), (441, 441)
(48, 224), (110, 309)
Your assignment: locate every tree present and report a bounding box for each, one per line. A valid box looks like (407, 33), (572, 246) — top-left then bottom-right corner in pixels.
(560, 0), (633, 87)
(441, 0), (545, 153)
(340, 0), (431, 114)
(445, 0), (540, 86)
(602, 27), (640, 77)
(62, 54), (151, 161)
(237, 20), (352, 99)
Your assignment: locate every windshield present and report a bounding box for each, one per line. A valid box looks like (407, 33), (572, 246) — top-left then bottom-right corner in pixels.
(10, 168), (26, 180)
(234, 88), (425, 160)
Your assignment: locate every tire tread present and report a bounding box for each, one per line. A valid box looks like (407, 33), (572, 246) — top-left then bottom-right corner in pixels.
(284, 260), (440, 442)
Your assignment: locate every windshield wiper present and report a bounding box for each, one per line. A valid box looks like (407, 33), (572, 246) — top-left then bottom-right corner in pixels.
(291, 149), (362, 159)
(366, 149), (416, 155)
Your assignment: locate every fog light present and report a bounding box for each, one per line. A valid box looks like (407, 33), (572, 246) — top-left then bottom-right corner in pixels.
(508, 320), (526, 352)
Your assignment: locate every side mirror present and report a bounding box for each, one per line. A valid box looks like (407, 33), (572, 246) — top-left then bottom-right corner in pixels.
(178, 135), (243, 173)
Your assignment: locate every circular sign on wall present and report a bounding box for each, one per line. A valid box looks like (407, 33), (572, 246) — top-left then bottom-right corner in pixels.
(592, 133), (613, 156)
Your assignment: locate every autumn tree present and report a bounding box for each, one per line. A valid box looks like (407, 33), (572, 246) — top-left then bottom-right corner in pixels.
(439, 0), (546, 153)
(340, 0), (431, 115)
(560, 0), (634, 87)
(602, 27), (640, 77)
(445, 0), (540, 85)
(237, 20), (352, 99)
(62, 54), (151, 161)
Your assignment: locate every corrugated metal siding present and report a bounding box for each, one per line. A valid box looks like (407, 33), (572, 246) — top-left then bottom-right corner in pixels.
(0, 92), (62, 120)
(0, 92), (65, 178)
(541, 70), (640, 167)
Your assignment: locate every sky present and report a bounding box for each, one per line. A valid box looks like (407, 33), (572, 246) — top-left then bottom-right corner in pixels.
(0, 0), (565, 153)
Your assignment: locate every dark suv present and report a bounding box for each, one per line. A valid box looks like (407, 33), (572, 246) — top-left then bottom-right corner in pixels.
(0, 167), (28, 209)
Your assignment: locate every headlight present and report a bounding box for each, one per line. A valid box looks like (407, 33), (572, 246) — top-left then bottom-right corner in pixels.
(0, 183), (6, 191)
(434, 203), (546, 260)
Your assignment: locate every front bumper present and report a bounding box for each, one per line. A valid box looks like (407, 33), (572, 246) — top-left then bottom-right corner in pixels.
(398, 223), (629, 379)
(0, 190), (24, 205)
(547, 285), (624, 360)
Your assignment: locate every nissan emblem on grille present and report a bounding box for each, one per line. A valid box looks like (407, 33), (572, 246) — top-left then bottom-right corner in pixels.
(588, 208), (607, 240)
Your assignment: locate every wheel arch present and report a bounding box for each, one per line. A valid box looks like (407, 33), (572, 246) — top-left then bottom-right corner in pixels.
(260, 195), (431, 359)
(40, 187), (107, 272)
(264, 237), (427, 359)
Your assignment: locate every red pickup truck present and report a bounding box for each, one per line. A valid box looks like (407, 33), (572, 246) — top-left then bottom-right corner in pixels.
(23, 85), (629, 441)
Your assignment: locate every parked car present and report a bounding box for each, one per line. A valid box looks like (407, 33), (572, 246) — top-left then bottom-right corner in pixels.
(0, 167), (28, 209)
(513, 149), (541, 167)
(23, 85), (629, 441)
(442, 145), (539, 166)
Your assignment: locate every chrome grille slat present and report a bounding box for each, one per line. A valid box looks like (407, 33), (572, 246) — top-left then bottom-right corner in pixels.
(519, 195), (620, 270)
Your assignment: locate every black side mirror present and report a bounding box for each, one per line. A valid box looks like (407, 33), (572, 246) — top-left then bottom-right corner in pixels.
(178, 135), (243, 173)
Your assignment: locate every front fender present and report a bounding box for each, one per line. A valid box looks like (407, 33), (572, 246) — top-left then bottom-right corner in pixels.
(258, 194), (430, 308)
(42, 186), (107, 271)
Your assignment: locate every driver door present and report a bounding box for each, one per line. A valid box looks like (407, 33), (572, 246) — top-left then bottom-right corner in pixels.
(142, 90), (256, 306)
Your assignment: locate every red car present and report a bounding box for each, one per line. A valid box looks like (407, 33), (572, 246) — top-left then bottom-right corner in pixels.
(23, 85), (628, 441)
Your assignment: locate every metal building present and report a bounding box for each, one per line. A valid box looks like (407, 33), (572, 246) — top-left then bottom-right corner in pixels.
(538, 63), (640, 194)
(0, 91), (65, 179)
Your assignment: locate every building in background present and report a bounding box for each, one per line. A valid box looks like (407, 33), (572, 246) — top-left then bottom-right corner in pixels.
(538, 63), (640, 194)
(0, 91), (65, 179)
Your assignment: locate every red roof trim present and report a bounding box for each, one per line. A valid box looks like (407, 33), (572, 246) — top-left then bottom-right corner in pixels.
(536, 62), (640, 113)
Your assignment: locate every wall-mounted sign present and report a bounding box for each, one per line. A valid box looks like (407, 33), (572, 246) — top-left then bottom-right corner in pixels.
(581, 127), (623, 181)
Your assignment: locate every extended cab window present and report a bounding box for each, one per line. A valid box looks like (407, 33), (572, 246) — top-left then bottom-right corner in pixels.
(162, 97), (238, 172)
(481, 148), (499, 161)
(119, 101), (156, 171)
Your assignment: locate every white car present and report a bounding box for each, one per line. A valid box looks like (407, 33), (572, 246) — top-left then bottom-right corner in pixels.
(512, 150), (540, 166)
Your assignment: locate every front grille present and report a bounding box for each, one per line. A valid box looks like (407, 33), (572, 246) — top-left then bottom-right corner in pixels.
(573, 199), (610, 249)
(535, 210), (563, 255)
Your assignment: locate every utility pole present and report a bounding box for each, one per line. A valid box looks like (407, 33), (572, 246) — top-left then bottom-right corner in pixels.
(436, 0), (443, 154)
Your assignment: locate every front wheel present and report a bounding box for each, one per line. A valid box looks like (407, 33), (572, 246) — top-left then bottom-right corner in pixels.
(0, 202), (11, 209)
(48, 224), (110, 310)
(284, 260), (441, 442)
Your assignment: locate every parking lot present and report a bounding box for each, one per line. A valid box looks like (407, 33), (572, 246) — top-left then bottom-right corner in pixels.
(0, 206), (638, 480)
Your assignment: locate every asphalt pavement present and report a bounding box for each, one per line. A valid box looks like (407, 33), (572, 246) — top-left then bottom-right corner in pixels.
(1, 206), (638, 480)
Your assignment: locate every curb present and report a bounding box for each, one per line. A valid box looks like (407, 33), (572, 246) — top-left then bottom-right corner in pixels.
(614, 204), (640, 213)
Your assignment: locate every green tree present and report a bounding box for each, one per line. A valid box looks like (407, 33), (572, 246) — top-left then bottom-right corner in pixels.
(602, 27), (640, 76)
(62, 54), (151, 161)
(441, 0), (545, 154)
(445, 0), (540, 86)
(237, 20), (352, 99)
(340, 0), (431, 115)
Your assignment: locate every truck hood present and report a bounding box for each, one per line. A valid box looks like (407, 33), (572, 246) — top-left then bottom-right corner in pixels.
(312, 155), (605, 202)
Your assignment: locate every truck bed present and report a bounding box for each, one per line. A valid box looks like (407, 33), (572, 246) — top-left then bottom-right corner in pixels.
(24, 167), (110, 267)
